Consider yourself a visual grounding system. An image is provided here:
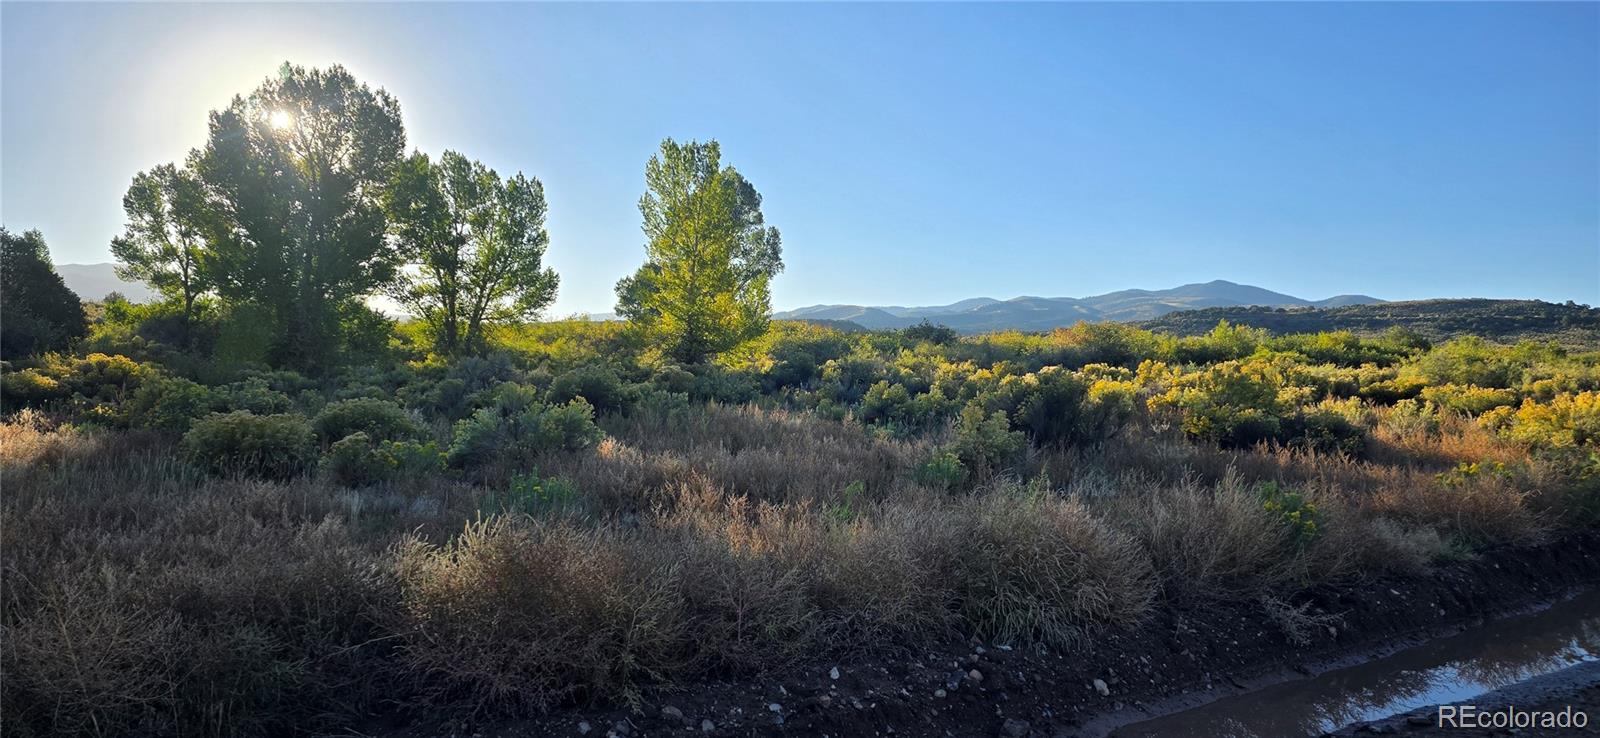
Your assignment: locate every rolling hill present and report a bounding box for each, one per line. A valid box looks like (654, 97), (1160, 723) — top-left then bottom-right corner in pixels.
(774, 280), (1382, 332)
(55, 263), (156, 302)
(1139, 299), (1600, 347)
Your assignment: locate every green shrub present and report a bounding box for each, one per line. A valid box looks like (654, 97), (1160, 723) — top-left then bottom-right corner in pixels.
(483, 471), (583, 518)
(181, 411), (317, 479)
(766, 330), (852, 388)
(649, 365), (696, 394)
(56, 353), (155, 407)
(322, 433), (446, 487)
(1255, 481), (1319, 548)
(827, 480), (867, 523)
(1381, 398), (1441, 437)
(1359, 376), (1427, 403)
(858, 380), (915, 427)
(126, 376), (221, 433)
(1293, 404), (1367, 456)
(688, 365), (761, 404)
(447, 392), (604, 472)
(901, 321), (959, 346)
(312, 398), (420, 444)
(382, 438), (447, 477)
(914, 450), (968, 492)
(321, 432), (388, 487)
(220, 377), (296, 415)
(548, 365), (639, 415)
(1420, 383), (1519, 416)
(0, 368), (65, 409)
(953, 404), (1027, 474)
(1150, 359), (1287, 447)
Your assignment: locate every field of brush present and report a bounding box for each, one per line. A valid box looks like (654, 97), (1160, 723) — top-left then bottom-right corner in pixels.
(3, 319), (1598, 736)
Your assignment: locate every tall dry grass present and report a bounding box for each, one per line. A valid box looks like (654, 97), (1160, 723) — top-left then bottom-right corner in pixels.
(0, 395), (1573, 735)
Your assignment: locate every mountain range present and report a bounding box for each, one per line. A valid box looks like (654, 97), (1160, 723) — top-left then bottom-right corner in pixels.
(774, 280), (1381, 332)
(56, 263), (157, 303)
(55, 264), (1384, 334)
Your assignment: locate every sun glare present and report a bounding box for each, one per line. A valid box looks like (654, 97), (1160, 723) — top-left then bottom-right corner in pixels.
(268, 109), (293, 129)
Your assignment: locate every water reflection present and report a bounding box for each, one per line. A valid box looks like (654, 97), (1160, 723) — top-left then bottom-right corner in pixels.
(1108, 591), (1600, 738)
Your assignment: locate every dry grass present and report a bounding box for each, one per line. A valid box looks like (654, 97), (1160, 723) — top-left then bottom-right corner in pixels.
(0, 394), (1574, 735)
(394, 517), (686, 714)
(955, 487), (1154, 646)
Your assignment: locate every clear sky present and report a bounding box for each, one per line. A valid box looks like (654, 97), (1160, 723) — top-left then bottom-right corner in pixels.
(3, 2), (1597, 314)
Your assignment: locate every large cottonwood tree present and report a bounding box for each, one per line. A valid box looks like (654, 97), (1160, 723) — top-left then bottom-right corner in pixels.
(192, 63), (405, 369)
(615, 139), (782, 364)
(385, 150), (558, 355)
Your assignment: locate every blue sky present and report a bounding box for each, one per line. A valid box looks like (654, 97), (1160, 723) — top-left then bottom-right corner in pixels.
(3, 2), (1596, 314)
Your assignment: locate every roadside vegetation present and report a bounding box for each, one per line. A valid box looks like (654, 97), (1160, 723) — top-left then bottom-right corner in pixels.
(3, 63), (1598, 737)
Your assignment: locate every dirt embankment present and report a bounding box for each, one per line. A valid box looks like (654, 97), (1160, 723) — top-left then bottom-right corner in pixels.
(381, 532), (1600, 738)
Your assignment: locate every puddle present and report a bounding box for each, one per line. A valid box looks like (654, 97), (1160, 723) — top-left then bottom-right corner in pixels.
(1108, 590), (1600, 738)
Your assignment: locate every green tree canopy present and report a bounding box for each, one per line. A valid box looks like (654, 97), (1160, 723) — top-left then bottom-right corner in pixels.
(615, 138), (782, 364)
(1, 228), (88, 359)
(385, 150), (558, 355)
(110, 163), (212, 341)
(192, 62), (405, 370)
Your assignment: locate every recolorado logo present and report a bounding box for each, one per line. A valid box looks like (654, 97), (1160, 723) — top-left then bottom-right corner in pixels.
(1437, 705), (1589, 730)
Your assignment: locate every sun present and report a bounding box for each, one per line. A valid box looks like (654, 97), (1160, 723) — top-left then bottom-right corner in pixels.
(268, 110), (293, 129)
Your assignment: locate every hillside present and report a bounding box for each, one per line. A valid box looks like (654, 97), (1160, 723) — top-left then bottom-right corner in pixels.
(774, 280), (1381, 332)
(55, 263), (156, 302)
(1140, 299), (1600, 346)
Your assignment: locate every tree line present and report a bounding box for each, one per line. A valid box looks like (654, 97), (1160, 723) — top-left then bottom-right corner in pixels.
(2, 63), (782, 370)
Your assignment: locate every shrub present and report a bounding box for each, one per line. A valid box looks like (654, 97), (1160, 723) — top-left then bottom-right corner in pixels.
(323, 433), (446, 487)
(321, 432), (388, 487)
(1420, 384), (1519, 416)
(766, 330), (852, 388)
(548, 365), (639, 415)
(954, 490), (1154, 646)
(1380, 398), (1441, 438)
(312, 398), (421, 444)
(858, 380), (915, 427)
(1110, 477), (1302, 601)
(126, 375), (221, 433)
(689, 364), (761, 404)
(1359, 375), (1427, 403)
(1293, 403), (1368, 456)
(902, 321), (959, 346)
(0, 368), (64, 409)
(649, 365), (696, 394)
(60, 353), (155, 404)
(483, 471), (583, 518)
(914, 450), (968, 492)
(1150, 359), (1287, 447)
(1052, 320), (1167, 368)
(952, 404), (1027, 475)
(1501, 392), (1600, 452)
(394, 517), (685, 714)
(1255, 481), (1320, 547)
(447, 391), (604, 472)
(181, 411), (317, 479)
(220, 377), (296, 415)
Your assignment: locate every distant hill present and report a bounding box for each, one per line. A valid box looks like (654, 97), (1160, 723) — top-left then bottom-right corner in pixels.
(774, 280), (1382, 332)
(56, 263), (156, 303)
(1139, 299), (1600, 347)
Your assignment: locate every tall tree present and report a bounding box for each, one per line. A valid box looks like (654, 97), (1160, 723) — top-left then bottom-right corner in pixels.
(0, 228), (88, 359)
(192, 62), (405, 370)
(615, 139), (782, 364)
(385, 150), (558, 355)
(110, 163), (211, 342)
